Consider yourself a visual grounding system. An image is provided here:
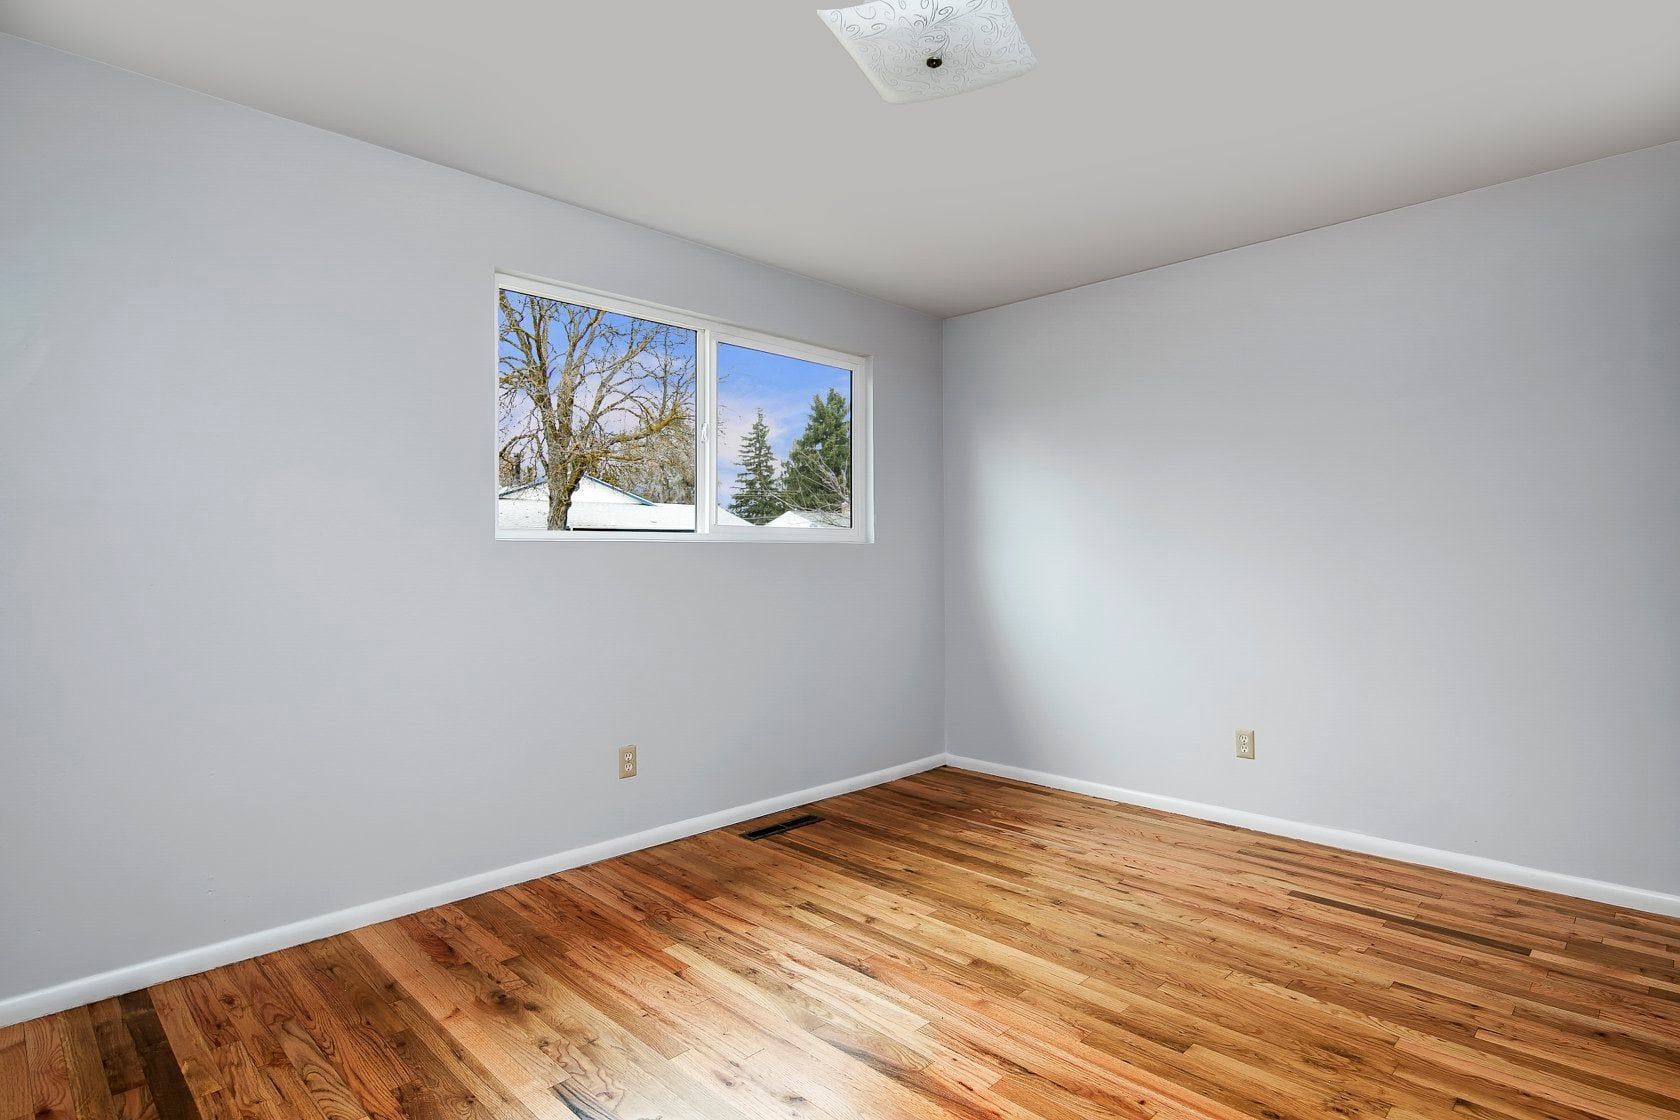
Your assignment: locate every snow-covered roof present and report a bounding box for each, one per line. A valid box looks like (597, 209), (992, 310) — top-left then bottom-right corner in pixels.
(767, 509), (847, 529)
(496, 476), (755, 531)
(498, 475), (649, 505)
(568, 503), (697, 531)
(497, 478), (545, 498)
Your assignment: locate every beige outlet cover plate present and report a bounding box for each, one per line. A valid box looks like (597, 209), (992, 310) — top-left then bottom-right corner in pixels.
(619, 745), (638, 778)
(1236, 730), (1256, 760)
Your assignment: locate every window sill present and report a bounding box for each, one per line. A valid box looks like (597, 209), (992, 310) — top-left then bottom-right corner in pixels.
(495, 528), (870, 544)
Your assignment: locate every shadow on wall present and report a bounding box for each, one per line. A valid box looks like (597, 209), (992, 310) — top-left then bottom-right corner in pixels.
(951, 427), (1257, 784)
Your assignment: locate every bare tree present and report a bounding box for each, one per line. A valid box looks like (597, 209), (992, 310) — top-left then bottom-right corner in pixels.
(497, 432), (542, 488)
(498, 292), (696, 529)
(781, 458), (851, 526)
(780, 388), (851, 526)
(596, 417), (695, 504)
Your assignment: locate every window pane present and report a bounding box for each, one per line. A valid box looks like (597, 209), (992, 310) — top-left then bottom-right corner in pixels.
(497, 290), (697, 532)
(717, 343), (852, 529)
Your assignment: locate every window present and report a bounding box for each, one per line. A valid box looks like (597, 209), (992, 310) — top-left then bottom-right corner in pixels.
(495, 275), (868, 542)
(716, 343), (853, 530)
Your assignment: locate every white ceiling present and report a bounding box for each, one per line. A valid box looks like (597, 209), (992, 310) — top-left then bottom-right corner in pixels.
(5, 1), (1679, 316)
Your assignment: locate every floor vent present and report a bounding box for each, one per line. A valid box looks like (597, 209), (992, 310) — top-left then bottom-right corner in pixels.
(741, 814), (824, 840)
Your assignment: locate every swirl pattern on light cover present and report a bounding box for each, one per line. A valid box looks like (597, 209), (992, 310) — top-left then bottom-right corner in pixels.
(819, 0), (1037, 104)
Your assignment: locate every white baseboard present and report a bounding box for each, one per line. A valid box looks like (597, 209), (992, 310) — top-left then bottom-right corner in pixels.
(11, 749), (1673, 1028)
(945, 755), (1680, 919)
(0, 754), (946, 1028)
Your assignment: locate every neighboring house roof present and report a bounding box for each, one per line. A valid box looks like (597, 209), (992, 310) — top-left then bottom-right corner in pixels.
(497, 475), (652, 505)
(767, 509), (848, 529)
(566, 503), (700, 531)
(499, 474), (745, 531)
(497, 476), (797, 531)
(497, 478), (545, 498)
(499, 499), (756, 531)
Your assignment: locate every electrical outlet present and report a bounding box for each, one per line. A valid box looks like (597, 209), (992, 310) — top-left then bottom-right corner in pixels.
(618, 744), (638, 779)
(1235, 729), (1256, 760)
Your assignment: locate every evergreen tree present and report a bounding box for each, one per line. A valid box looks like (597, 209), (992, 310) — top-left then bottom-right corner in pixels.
(781, 389), (851, 522)
(727, 409), (783, 525)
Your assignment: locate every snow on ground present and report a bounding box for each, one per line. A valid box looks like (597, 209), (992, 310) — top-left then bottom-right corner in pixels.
(496, 476), (837, 532)
(497, 495), (756, 531)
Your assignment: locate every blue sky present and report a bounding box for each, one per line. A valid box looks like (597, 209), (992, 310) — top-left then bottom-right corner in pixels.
(717, 343), (850, 501)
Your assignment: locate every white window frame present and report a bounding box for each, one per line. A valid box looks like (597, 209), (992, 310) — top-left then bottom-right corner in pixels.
(495, 272), (872, 544)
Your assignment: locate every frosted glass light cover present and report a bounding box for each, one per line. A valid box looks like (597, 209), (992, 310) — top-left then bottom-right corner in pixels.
(819, 0), (1037, 104)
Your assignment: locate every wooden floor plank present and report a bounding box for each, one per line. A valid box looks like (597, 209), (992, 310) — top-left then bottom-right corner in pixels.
(26, 1013), (76, 1120)
(9, 768), (1679, 1118)
(57, 1007), (118, 1120)
(117, 991), (204, 1120)
(0, 1024), (29, 1120)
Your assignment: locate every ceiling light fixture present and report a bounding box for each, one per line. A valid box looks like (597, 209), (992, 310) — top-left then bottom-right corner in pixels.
(818, 0), (1037, 105)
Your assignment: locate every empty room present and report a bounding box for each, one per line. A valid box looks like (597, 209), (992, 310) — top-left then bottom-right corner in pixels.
(3, 1), (1679, 1117)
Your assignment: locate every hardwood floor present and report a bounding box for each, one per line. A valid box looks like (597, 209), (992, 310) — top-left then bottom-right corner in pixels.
(7, 767), (1680, 1120)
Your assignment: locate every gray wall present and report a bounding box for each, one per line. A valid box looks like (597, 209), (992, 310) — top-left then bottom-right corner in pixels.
(0, 35), (944, 1003)
(945, 141), (1680, 895)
